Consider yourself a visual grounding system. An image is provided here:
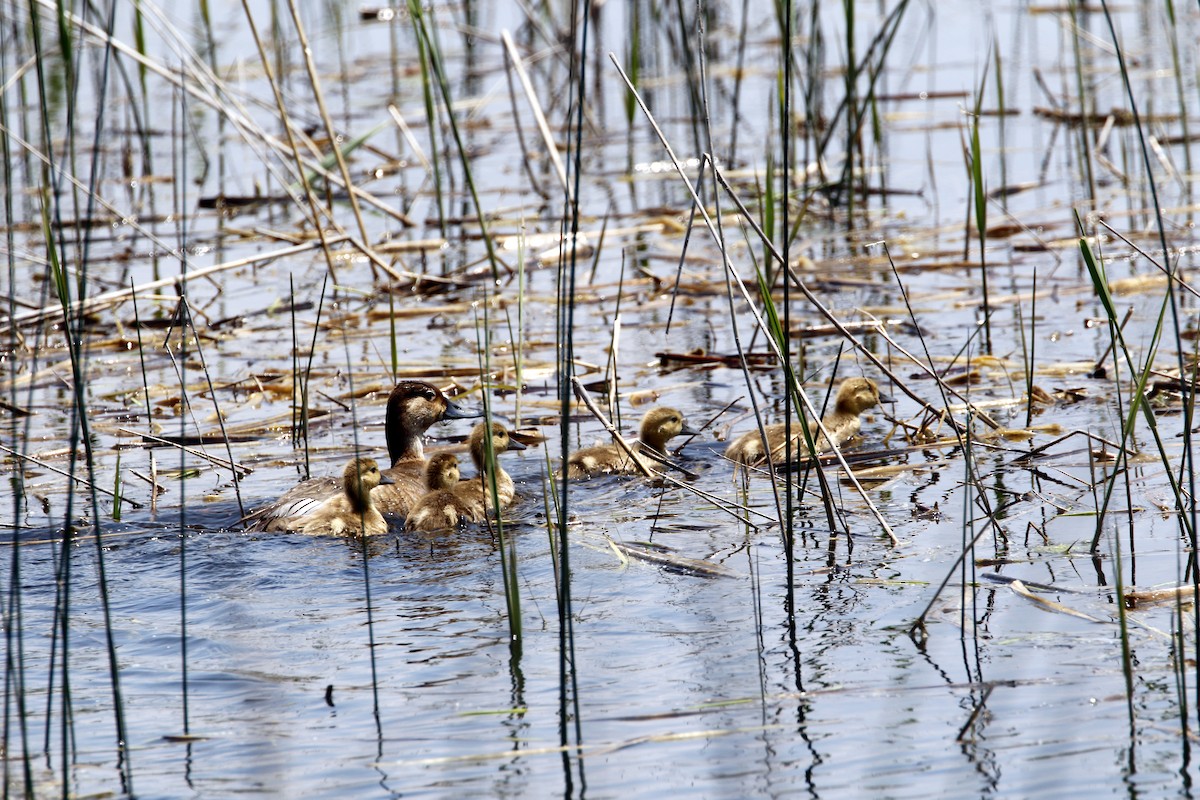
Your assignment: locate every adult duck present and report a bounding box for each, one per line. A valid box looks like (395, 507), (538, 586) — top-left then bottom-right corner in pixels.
(279, 457), (392, 536)
(725, 377), (891, 466)
(563, 406), (697, 479)
(244, 380), (476, 529)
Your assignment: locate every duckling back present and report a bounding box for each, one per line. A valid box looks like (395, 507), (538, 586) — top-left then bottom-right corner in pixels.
(405, 454), (469, 532)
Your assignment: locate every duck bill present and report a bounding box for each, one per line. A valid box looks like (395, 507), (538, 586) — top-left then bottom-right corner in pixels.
(877, 392), (897, 404)
(442, 396), (483, 420)
(377, 472), (396, 486)
(506, 437), (528, 451)
(680, 423), (702, 436)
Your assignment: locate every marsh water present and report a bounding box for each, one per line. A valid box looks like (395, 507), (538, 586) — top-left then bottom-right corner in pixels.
(3, 0), (1200, 797)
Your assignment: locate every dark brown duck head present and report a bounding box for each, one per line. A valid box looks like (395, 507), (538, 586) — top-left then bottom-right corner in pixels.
(384, 380), (479, 467)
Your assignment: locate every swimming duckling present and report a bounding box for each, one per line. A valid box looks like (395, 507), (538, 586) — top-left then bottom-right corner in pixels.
(404, 453), (469, 532)
(244, 380), (476, 530)
(725, 377), (890, 466)
(450, 422), (527, 523)
(280, 457), (393, 536)
(563, 406), (697, 479)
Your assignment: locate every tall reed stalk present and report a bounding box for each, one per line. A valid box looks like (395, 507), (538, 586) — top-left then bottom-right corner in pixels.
(472, 297), (523, 653)
(552, 3), (593, 790)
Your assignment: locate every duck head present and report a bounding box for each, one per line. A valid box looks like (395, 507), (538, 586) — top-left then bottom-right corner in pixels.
(835, 377), (893, 415)
(343, 457), (390, 512)
(384, 380), (480, 465)
(467, 421), (527, 470)
(424, 452), (461, 491)
(638, 406), (699, 454)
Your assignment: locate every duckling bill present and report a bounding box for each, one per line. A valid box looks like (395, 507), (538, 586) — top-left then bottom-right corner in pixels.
(563, 406), (697, 479)
(725, 377), (891, 466)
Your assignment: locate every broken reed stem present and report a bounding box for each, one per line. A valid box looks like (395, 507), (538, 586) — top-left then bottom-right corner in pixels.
(2, 236), (349, 334)
(240, 0), (347, 286)
(0, 443), (142, 509)
(31, 0), (414, 232)
(711, 161), (1001, 432)
(114, 428), (252, 477)
(282, 0), (383, 276)
(501, 29), (571, 200)
(175, 298), (245, 517)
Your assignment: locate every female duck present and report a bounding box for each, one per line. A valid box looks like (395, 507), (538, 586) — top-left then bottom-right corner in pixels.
(404, 453), (467, 532)
(280, 457), (392, 536)
(563, 406), (697, 479)
(450, 421), (527, 523)
(725, 377), (890, 466)
(245, 380), (476, 530)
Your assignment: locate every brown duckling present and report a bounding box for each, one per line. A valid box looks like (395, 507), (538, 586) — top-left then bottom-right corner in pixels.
(245, 380), (477, 530)
(280, 457), (393, 536)
(404, 453), (468, 532)
(563, 406), (697, 479)
(450, 422), (527, 523)
(725, 377), (890, 466)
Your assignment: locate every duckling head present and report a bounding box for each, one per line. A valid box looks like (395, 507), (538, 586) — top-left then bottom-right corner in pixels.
(424, 452), (461, 491)
(467, 421), (527, 469)
(385, 381), (479, 464)
(638, 406), (699, 454)
(343, 457), (389, 512)
(835, 377), (892, 415)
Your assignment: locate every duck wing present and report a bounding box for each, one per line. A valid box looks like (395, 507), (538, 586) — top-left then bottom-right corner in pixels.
(241, 475), (341, 531)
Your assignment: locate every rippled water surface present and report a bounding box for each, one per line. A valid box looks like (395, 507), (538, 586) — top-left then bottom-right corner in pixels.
(4, 0), (1200, 797)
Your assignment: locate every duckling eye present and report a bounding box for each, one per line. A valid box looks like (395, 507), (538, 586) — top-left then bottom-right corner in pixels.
(421, 390), (436, 401)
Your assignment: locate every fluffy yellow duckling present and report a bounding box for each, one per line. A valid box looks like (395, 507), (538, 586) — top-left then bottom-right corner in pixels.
(280, 457), (392, 536)
(563, 406), (697, 479)
(245, 380), (477, 530)
(725, 377), (890, 466)
(404, 453), (468, 532)
(449, 422), (527, 523)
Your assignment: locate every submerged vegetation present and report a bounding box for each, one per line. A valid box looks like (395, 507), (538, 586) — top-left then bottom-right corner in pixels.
(2, 0), (1200, 795)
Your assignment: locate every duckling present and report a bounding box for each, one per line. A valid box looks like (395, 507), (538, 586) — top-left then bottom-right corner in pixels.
(404, 453), (469, 532)
(450, 422), (527, 523)
(280, 457), (393, 536)
(244, 380), (476, 530)
(725, 377), (890, 466)
(563, 406), (697, 479)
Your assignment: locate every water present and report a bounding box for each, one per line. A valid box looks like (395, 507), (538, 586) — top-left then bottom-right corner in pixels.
(3, 0), (1200, 796)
